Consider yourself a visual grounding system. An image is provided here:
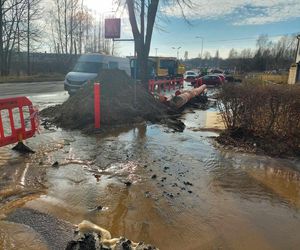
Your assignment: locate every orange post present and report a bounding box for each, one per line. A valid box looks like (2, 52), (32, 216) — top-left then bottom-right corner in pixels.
(94, 83), (101, 129)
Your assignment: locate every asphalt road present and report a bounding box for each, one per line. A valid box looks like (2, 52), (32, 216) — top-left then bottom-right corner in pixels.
(0, 81), (68, 110)
(0, 81), (65, 98)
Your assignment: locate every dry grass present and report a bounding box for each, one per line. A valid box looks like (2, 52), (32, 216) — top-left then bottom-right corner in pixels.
(245, 73), (288, 84)
(0, 73), (64, 83)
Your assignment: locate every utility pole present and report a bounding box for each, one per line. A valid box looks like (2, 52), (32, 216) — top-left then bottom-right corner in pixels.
(295, 35), (300, 62)
(172, 46), (181, 59)
(155, 48), (158, 56)
(0, 0), (3, 75)
(195, 36), (204, 59)
(27, 0), (30, 75)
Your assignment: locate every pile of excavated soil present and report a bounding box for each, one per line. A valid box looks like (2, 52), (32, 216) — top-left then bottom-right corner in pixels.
(41, 70), (171, 130)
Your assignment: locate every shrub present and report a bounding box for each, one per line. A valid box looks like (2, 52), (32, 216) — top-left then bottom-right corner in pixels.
(217, 82), (300, 154)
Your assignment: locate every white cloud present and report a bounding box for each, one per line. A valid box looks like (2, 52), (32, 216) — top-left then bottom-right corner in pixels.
(163, 0), (300, 25)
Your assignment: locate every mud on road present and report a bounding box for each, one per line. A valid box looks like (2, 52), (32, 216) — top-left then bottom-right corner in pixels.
(1, 88), (300, 250)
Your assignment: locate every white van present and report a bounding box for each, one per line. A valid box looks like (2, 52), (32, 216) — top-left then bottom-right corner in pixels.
(64, 53), (131, 95)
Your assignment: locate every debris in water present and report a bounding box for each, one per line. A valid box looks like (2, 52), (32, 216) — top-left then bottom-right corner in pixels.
(93, 174), (101, 181)
(96, 205), (103, 211)
(52, 161), (59, 168)
(183, 181), (193, 186)
(124, 181), (132, 187)
(67, 220), (158, 250)
(168, 193), (174, 198)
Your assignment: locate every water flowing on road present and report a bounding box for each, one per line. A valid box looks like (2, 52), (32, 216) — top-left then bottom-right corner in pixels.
(0, 86), (300, 249)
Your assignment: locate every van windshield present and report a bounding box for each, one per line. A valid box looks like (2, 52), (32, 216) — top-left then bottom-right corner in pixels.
(73, 62), (102, 73)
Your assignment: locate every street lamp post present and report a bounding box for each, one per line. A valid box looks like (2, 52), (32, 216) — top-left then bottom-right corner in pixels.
(172, 46), (181, 59)
(195, 36), (204, 59)
(295, 34), (300, 63)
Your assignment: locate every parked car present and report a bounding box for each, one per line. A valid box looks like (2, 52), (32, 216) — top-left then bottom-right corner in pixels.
(64, 53), (130, 95)
(201, 74), (223, 86)
(184, 71), (198, 82)
(211, 73), (226, 83)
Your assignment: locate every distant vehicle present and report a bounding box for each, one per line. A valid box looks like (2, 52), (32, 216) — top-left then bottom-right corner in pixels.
(201, 75), (223, 86)
(184, 71), (198, 81)
(211, 73), (226, 83)
(210, 68), (224, 74)
(129, 56), (185, 79)
(64, 53), (130, 95)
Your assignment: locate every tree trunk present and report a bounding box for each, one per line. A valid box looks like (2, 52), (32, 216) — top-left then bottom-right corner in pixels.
(27, 0), (30, 75)
(70, 2), (73, 54)
(0, 0), (3, 76)
(126, 0), (159, 86)
(56, 0), (63, 54)
(64, 0), (68, 54)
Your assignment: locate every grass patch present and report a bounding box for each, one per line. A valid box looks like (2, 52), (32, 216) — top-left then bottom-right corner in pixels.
(245, 73), (288, 84)
(0, 73), (64, 83)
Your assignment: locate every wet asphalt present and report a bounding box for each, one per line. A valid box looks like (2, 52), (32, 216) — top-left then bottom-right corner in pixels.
(0, 81), (64, 98)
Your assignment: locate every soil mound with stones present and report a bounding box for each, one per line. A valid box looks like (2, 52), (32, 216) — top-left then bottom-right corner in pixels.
(41, 69), (171, 130)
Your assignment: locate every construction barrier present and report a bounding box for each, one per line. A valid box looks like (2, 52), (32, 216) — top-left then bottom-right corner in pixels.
(94, 83), (101, 129)
(0, 96), (37, 147)
(194, 78), (203, 87)
(148, 78), (184, 93)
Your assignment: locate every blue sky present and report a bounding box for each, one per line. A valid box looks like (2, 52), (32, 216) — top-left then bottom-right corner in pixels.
(86, 0), (300, 59)
(148, 16), (300, 58)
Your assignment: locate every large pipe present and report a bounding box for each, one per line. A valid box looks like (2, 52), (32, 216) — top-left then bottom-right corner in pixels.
(170, 85), (207, 109)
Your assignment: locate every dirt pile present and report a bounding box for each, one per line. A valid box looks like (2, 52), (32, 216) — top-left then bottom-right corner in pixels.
(41, 70), (170, 130)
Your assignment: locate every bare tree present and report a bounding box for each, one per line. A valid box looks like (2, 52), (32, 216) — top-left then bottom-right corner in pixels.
(0, 0), (42, 75)
(120, 0), (192, 85)
(49, 1), (114, 56)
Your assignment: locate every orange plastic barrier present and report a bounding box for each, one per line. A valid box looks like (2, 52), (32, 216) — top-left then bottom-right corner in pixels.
(0, 96), (37, 147)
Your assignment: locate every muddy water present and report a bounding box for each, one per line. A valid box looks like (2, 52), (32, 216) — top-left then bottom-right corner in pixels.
(1, 97), (300, 249)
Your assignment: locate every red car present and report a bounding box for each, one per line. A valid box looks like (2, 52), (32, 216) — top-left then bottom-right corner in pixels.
(201, 75), (223, 86)
(215, 74), (226, 83)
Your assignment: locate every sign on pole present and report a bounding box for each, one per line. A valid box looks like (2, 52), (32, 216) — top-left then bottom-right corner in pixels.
(105, 18), (121, 39)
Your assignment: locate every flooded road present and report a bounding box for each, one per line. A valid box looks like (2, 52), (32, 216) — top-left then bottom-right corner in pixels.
(1, 87), (300, 249)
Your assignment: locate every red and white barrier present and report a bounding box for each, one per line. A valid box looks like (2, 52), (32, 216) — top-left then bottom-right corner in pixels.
(0, 96), (37, 147)
(148, 78), (184, 93)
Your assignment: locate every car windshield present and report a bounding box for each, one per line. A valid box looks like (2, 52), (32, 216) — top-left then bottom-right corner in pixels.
(73, 62), (102, 73)
(187, 72), (196, 75)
